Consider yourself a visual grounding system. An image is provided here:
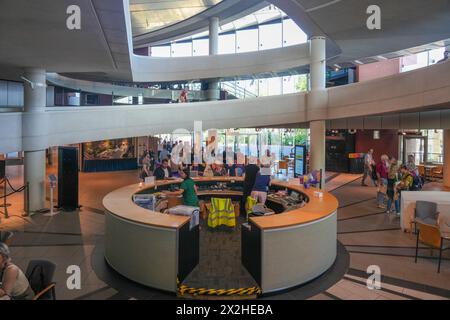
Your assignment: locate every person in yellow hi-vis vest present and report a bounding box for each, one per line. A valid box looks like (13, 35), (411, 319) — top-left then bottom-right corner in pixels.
(208, 198), (236, 228)
(245, 196), (258, 217)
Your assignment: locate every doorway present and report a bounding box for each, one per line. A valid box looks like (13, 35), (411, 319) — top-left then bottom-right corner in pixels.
(402, 135), (427, 164)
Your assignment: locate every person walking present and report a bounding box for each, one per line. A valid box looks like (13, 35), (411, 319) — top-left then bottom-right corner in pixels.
(362, 149), (375, 186)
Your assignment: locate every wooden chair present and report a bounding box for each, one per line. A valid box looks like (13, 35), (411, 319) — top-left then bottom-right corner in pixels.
(278, 161), (288, 176)
(417, 165), (425, 177)
(167, 195), (183, 209)
(25, 260), (56, 300)
(432, 165), (444, 180)
(414, 219), (450, 273)
(410, 201), (439, 234)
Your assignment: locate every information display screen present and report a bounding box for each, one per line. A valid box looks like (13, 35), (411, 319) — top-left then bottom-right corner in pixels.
(294, 145), (307, 177)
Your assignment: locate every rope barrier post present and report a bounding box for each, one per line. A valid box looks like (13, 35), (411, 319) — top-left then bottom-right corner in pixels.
(3, 178), (8, 219)
(24, 182), (30, 217)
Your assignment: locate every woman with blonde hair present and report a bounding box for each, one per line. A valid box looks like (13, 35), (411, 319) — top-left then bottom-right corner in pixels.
(0, 243), (34, 300)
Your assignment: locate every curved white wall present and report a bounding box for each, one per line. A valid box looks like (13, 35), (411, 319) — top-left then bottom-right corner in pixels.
(2, 61), (450, 154)
(327, 60), (450, 119)
(131, 43), (310, 82)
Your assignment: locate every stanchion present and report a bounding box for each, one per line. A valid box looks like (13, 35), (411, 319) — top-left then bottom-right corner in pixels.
(0, 178), (10, 219)
(44, 175), (59, 217)
(23, 182), (30, 217)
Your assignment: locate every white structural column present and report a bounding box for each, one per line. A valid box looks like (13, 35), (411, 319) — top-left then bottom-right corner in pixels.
(444, 129), (450, 188)
(23, 68), (47, 212)
(209, 17), (219, 56)
(208, 17), (220, 101)
(308, 36), (327, 187)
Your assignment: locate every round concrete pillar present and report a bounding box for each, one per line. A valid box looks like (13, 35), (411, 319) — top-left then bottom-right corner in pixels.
(23, 68), (47, 212)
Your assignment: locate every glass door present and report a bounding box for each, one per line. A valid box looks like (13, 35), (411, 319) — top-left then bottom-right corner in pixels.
(403, 135), (427, 164)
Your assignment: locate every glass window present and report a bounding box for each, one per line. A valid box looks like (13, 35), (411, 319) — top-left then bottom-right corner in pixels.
(427, 130), (444, 163)
(283, 19), (308, 47)
(150, 45), (171, 57)
(282, 76), (297, 94)
(193, 38), (209, 56)
(259, 23), (282, 50)
(401, 52), (429, 72)
(219, 33), (236, 54)
(429, 48), (446, 65)
(259, 77), (282, 96)
(171, 41), (192, 57)
(236, 28), (258, 53)
(241, 79), (259, 97)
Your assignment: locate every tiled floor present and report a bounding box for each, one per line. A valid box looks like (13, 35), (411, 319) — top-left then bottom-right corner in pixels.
(183, 217), (258, 290)
(1, 165), (449, 300)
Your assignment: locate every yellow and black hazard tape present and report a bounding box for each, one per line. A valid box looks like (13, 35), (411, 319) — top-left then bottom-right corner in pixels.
(177, 279), (262, 297)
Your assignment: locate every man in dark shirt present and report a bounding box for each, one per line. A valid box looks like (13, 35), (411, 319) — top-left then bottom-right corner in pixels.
(154, 159), (173, 180)
(240, 159), (260, 216)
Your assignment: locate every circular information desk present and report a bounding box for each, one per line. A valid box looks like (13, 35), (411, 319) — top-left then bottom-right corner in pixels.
(103, 177), (338, 295)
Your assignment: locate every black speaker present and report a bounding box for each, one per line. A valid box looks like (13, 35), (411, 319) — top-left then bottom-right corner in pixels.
(0, 160), (5, 180)
(58, 147), (79, 211)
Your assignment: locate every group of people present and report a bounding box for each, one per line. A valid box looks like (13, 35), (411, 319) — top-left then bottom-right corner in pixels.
(362, 149), (422, 215)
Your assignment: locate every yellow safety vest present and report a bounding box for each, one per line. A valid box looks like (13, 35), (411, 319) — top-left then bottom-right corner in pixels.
(208, 198), (236, 228)
(245, 196), (258, 215)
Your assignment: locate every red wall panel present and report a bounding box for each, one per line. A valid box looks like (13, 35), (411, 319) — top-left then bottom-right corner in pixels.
(355, 130), (399, 162)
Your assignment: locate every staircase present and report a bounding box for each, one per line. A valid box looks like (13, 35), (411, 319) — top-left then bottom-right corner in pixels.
(221, 82), (258, 100)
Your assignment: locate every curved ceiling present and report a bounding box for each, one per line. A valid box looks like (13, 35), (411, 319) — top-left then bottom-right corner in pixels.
(130, 0), (223, 36)
(271, 0), (450, 66)
(133, 0), (268, 48)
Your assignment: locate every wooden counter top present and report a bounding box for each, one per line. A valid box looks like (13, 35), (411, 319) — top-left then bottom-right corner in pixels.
(250, 181), (338, 230)
(103, 179), (190, 229)
(103, 177), (338, 231)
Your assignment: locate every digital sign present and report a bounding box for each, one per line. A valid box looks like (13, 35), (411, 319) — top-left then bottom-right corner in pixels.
(294, 145), (307, 177)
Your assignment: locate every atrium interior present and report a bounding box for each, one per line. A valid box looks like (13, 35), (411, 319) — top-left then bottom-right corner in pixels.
(0, 0), (450, 302)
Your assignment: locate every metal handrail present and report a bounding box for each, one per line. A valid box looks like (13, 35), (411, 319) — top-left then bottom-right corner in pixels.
(220, 82), (258, 99)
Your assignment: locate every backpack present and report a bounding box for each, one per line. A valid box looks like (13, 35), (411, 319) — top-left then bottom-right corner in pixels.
(410, 175), (423, 191)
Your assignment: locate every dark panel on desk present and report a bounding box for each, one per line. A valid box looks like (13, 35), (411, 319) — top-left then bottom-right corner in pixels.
(241, 221), (261, 286)
(178, 223), (200, 282)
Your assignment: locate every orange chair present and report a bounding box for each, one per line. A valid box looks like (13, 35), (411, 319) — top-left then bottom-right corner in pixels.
(432, 165), (444, 180)
(414, 219), (450, 273)
(417, 165), (425, 177)
(278, 160), (288, 176)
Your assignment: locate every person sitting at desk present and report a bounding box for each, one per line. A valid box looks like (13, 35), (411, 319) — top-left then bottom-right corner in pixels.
(213, 163), (227, 177)
(0, 243), (34, 300)
(154, 159), (173, 180)
(203, 164), (214, 177)
(163, 169), (199, 207)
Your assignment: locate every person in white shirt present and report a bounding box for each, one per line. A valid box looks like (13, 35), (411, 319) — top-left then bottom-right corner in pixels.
(361, 149), (375, 186)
